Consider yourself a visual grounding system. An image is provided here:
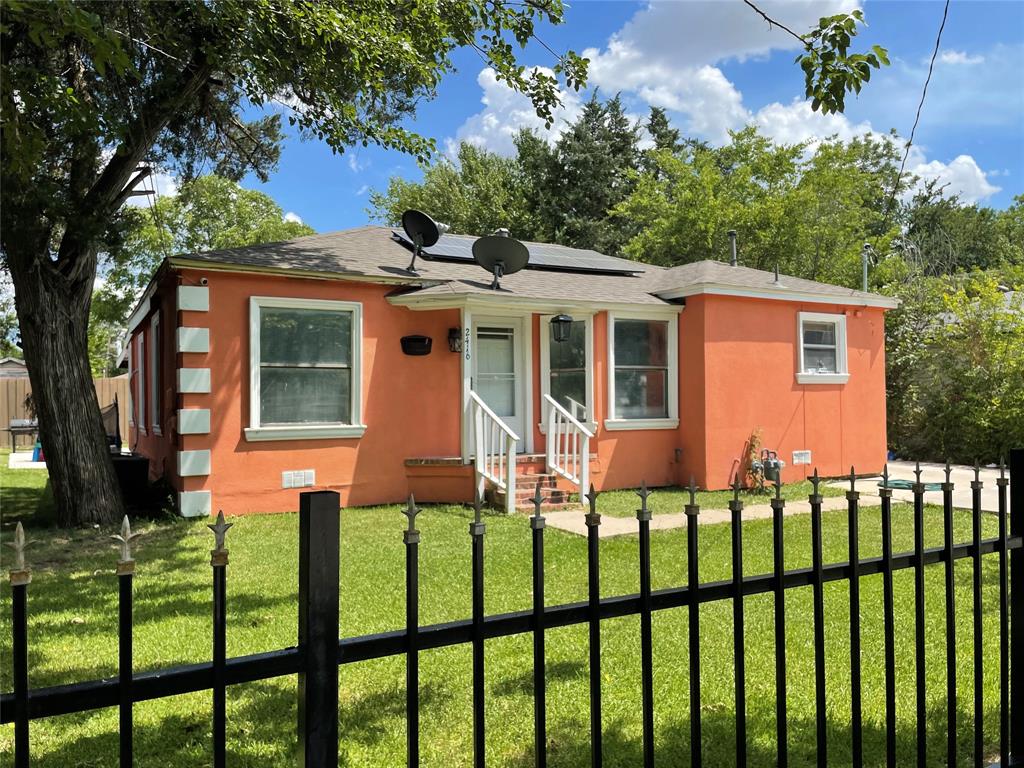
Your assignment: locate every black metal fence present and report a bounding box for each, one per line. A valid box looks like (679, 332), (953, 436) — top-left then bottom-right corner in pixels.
(3, 450), (1024, 768)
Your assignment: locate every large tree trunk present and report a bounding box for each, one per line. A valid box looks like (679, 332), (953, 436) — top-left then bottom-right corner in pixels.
(8, 245), (123, 527)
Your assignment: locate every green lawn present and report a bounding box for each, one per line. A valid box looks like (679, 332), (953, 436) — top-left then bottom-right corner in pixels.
(0, 450), (1008, 767)
(594, 479), (846, 517)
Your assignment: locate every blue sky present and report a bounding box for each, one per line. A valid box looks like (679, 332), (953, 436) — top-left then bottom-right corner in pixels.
(236, 1), (1023, 234)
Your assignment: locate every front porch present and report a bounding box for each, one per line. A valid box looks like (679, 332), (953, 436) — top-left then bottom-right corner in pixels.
(404, 452), (603, 510)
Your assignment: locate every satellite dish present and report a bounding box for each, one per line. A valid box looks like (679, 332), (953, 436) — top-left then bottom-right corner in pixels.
(472, 234), (529, 290)
(401, 209), (448, 274)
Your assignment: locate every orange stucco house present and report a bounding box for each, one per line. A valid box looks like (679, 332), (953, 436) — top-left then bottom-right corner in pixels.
(123, 225), (897, 517)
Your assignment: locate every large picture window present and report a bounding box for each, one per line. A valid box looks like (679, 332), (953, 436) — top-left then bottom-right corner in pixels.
(247, 297), (365, 441)
(606, 314), (678, 429)
(797, 312), (849, 384)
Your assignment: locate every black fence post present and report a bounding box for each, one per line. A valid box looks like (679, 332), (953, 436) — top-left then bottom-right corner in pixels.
(403, 496), (421, 768)
(470, 494), (486, 768)
(847, 469), (862, 767)
(636, 482), (654, 768)
(771, 483), (787, 768)
(970, 463), (983, 768)
(684, 481), (701, 768)
(998, 462), (1010, 767)
(8, 523), (30, 768)
(912, 464), (927, 768)
(113, 516), (141, 768)
(209, 512), (232, 768)
(297, 490), (340, 768)
(531, 483), (547, 768)
(941, 462), (957, 766)
(1009, 448), (1024, 768)
(879, 467), (897, 768)
(809, 471), (827, 768)
(729, 478), (746, 768)
(585, 485), (602, 768)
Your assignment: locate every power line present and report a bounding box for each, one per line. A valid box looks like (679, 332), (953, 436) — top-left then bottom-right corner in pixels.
(882, 0), (950, 222)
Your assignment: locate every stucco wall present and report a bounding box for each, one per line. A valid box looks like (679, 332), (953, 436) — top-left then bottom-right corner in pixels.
(695, 294), (888, 489)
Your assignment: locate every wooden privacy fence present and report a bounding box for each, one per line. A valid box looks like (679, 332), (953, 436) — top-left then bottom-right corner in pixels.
(0, 374), (129, 449)
(3, 450), (1024, 768)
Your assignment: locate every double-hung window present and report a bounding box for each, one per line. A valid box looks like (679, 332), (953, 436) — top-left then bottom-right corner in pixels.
(797, 312), (849, 384)
(137, 333), (146, 434)
(606, 313), (679, 430)
(540, 315), (592, 425)
(246, 297), (365, 441)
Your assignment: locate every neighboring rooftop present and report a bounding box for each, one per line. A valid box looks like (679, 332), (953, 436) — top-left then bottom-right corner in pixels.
(165, 225), (898, 310)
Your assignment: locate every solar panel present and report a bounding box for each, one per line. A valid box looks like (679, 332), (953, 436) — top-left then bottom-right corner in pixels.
(392, 232), (645, 275)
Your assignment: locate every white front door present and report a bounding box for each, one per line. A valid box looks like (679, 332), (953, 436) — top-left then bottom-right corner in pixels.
(472, 317), (526, 452)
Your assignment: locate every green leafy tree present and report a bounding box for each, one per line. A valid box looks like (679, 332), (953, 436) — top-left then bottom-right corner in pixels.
(886, 273), (1024, 463)
(1, 0), (586, 526)
(368, 143), (531, 237)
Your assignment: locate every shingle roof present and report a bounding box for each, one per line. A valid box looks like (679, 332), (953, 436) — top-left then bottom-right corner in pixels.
(168, 225), (896, 309)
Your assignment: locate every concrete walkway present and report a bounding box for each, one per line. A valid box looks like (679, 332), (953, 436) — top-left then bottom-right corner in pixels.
(543, 494), (882, 539)
(829, 460), (1007, 513)
(541, 460), (1012, 539)
(7, 451), (46, 470)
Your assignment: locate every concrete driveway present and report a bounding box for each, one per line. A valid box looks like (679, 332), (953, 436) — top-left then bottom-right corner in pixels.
(828, 460), (1009, 512)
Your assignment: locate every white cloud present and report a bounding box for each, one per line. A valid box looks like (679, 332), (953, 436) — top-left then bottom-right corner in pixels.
(283, 211), (303, 224)
(938, 50), (984, 66)
(451, 67), (585, 156)
(356, 184), (369, 196)
(908, 152), (1000, 203)
(347, 153), (369, 173)
(447, 0), (1002, 205)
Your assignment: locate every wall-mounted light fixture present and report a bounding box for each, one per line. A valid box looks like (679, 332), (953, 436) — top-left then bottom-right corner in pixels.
(447, 327), (462, 353)
(550, 314), (574, 343)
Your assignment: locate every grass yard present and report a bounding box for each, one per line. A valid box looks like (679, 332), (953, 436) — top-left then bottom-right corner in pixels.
(594, 479), (846, 517)
(0, 449), (1009, 767)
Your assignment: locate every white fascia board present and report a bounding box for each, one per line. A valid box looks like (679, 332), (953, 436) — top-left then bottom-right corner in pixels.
(655, 283), (899, 309)
(387, 292), (682, 317)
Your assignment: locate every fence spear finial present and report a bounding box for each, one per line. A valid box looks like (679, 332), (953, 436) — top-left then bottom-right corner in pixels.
(587, 483), (598, 514)
(974, 459), (980, 483)
(850, 465), (857, 492)
(945, 459), (952, 483)
(1000, 457), (1006, 480)
(473, 489), (483, 525)
(6, 522), (32, 575)
(636, 480), (650, 520)
(208, 510), (232, 553)
(532, 480), (545, 518)
(882, 463), (889, 488)
(731, 473), (741, 501)
(111, 515), (142, 565)
(688, 475), (697, 507)
(811, 467), (820, 495)
(914, 461), (922, 484)
(403, 494), (420, 532)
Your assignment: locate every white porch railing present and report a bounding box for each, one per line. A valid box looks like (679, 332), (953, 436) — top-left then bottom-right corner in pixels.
(469, 391), (519, 515)
(544, 394), (594, 504)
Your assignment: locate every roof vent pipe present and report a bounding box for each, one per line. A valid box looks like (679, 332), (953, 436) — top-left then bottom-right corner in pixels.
(494, 227), (510, 238)
(862, 242), (872, 292)
(728, 229), (738, 266)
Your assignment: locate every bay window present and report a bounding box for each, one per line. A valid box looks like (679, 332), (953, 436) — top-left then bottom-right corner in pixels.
(246, 297), (365, 441)
(606, 313), (678, 429)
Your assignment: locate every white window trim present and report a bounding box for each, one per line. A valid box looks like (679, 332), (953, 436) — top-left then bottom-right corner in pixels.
(796, 311), (850, 385)
(137, 333), (146, 435)
(149, 313), (162, 436)
(245, 296), (366, 442)
(538, 312), (596, 433)
(605, 311), (679, 431)
(127, 334), (135, 428)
